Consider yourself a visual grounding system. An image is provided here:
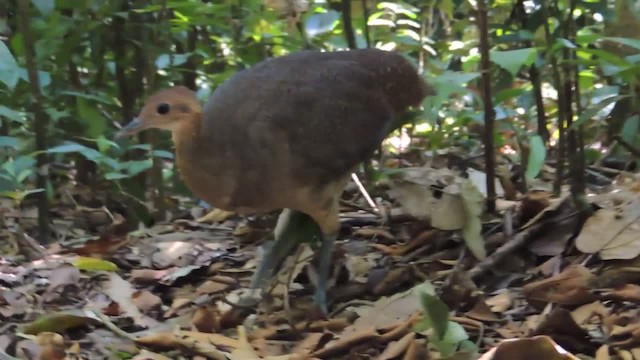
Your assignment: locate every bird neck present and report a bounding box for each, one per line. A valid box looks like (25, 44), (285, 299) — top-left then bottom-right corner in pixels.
(171, 113), (204, 148)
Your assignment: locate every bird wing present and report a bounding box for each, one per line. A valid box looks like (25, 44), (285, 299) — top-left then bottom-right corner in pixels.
(202, 50), (419, 187)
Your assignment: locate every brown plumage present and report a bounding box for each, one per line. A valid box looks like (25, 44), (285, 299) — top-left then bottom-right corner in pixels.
(116, 48), (434, 313)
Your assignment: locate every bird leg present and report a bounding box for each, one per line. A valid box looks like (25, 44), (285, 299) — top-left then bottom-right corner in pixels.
(249, 209), (322, 293)
(313, 231), (336, 316)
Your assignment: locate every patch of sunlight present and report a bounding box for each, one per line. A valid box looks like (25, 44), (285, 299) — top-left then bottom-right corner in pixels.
(516, 108), (525, 115)
(449, 40), (465, 51)
(414, 122), (432, 134)
(220, 41), (232, 57)
(541, 83), (558, 100)
(157, 69), (168, 76)
(594, 83), (603, 89)
(549, 128), (559, 146)
(589, 141), (602, 150)
(386, 128), (411, 150)
(379, 42), (397, 51)
(444, 117), (456, 125)
(593, 13), (603, 22)
(501, 144), (517, 155)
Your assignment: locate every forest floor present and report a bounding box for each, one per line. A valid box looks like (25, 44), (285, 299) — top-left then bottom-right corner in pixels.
(1, 147), (640, 360)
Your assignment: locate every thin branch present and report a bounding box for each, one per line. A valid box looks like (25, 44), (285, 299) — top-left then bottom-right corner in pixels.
(476, 0), (497, 213)
(16, 0), (50, 243)
(340, 0), (357, 49)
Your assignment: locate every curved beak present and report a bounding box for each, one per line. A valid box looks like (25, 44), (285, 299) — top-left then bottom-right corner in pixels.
(115, 118), (145, 139)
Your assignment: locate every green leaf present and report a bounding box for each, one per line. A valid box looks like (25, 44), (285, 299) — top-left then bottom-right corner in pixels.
(125, 159), (153, 176)
(490, 48), (537, 75)
(47, 142), (103, 162)
(573, 95), (630, 128)
(305, 10), (340, 37)
(621, 114), (640, 145)
(0, 189), (43, 202)
(0, 106), (25, 123)
(73, 257), (118, 271)
(0, 136), (20, 149)
(60, 91), (115, 105)
(604, 37), (640, 52)
(525, 135), (546, 180)
(0, 41), (20, 89)
(76, 98), (107, 138)
(432, 321), (470, 357)
(31, 0), (55, 15)
(105, 172), (129, 180)
(418, 292), (450, 339)
(152, 150), (174, 159)
(460, 179), (486, 260)
(95, 136), (119, 153)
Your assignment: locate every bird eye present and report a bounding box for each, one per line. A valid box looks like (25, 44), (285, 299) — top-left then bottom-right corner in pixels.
(157, 103), (170, 115)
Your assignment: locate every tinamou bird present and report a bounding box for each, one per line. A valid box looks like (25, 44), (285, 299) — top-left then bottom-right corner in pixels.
(116, 48), (434, 315)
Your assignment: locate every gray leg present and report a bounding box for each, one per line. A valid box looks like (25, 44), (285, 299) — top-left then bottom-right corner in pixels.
(313, 232), (336, 316)
(250, 209), (322, 290)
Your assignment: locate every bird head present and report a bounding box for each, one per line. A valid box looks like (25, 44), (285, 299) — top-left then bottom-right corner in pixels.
(115, 86), (202, 138)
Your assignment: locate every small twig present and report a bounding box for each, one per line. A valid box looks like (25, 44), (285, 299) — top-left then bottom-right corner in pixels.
(468, 222), (544, 280)
(351, 173), (379, 212)
(92, 311), (137, 341)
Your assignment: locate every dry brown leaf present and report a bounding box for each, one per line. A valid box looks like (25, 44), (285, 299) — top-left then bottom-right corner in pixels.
(131, 290), (162, 313)
(377, 332), (415, 360)
(102, 272), (158, 328)
(595, 344), (610, 360)
(523, 264), (597, 305)
(576, 197), (640, 260)
(485, 292), (512, 313)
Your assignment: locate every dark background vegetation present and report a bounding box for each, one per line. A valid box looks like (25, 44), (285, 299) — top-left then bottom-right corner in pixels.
(0, 0), (639, 243)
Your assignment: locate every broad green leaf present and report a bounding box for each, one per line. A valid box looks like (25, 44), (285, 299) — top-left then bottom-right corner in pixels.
(125, 159), (153, 176)
(0, 41), (18, 70)
(60, 91), (115, 105)
(418, 292), (450, 339)
(47, 142), (103, 162)
(576, 48), (629, 66)
(305, 10), (340, 37)
(0, 189), (43, 202)
(77, 98), (107, 138)
(130, 144), (152, 151)
(94, 136), (119, 153)
(460, 179), (486, 260)
(152, 150), (174, 159)
(20, 310), (101, 335)
(573, 95), (630, 128)
(32, 0), (55, 15)
(105, 172), (129, 180)
(490, 48), (537, 75)
(73, 257), (118, 272)
(525, 135), (546, 180)
(0, 41), (20, 89)
(432, 321), (470, 357)
(621, 114), (640, 145)
(412, 280), (436, 297)
(494, 88), (526, 103)
(0, 106), (25, 123)
(0, 136), (20, 149)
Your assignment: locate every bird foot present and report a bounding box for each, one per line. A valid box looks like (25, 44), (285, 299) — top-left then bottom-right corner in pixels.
(313, 287), (330, 318)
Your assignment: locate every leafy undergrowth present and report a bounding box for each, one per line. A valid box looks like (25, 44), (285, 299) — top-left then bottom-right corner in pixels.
(1, 149), (640, 360)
